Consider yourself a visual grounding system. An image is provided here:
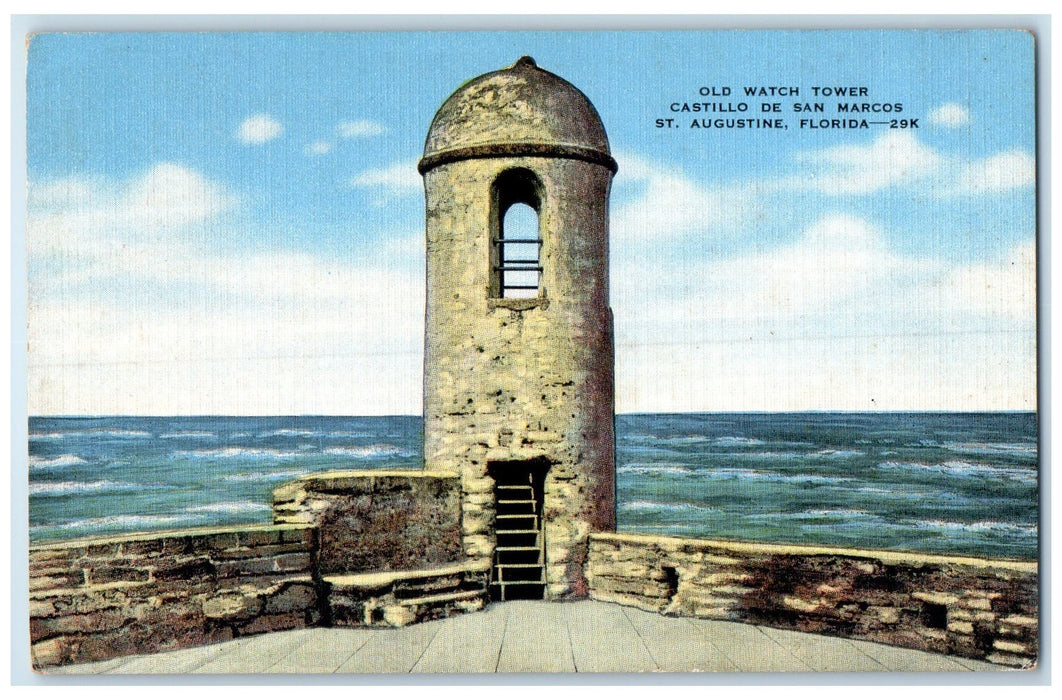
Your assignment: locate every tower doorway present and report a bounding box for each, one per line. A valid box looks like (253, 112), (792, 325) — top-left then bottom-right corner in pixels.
(488, 458), (549, 601)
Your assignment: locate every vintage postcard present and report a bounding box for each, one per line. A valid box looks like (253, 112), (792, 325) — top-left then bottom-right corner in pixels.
(23, 27), (1038, 676)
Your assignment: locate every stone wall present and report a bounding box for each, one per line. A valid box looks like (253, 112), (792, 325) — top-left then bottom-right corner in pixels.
(272, 470), (463, 574)
(30, 524), (318, 668)
(587, 533), (1038, 668)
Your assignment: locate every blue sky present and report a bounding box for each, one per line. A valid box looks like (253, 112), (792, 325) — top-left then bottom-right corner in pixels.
(25, 30), (1036, 414)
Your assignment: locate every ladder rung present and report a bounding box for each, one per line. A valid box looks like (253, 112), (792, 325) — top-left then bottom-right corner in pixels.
(496, 529), (539, 534)
(496, 563), (543, 569)
(496, 514), (536, 519)
(496, 546), (540, 552)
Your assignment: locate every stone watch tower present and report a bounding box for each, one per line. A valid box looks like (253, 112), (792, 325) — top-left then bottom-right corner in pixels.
(418, 57), (617, 600)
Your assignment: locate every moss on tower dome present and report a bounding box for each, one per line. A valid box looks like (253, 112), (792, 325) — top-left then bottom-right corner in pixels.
(419, 56), (613, 174)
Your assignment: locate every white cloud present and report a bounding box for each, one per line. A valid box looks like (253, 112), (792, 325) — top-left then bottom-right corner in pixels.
(237, 114), (283, 144)
(612, 213), (1035, 412)
(928, 103), (972, 128)
(305, 141), (333, 155)
(611, 152), (757, 243)
(338, 119), (386, 138)
(350, 160), (421, 196)
(26, 164), (424, 416)
(940, 239), (1036, 319)
(27, 163), (235, 260)
(951, 150), (1036, 194)
(780, 132), (1034, 199)
(791, 131), (943, 195)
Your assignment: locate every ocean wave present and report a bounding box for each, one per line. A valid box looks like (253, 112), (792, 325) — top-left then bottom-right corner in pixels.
(258, 429), (320, 438)
(159, 431), (216, 439)
(29, 432), (67, 441)
(221, 469), (307, 483)
(175, 447), (305, 460)
(878, 460), (1037, 484)
(708, 468), (850, 485)
(322, 445), (414, 458)
(28, 454), (88, 469)
(907, 519), (1038, 537)
(32, 513), (190, 535)
(617, 464), (693, 476)
(714, 451), (802, 461)
(812, 449), (866, 459)
(712, 436), (766, 447)
(620, 500), (716, 515)
(30, 429), (152, 440)
(843, 485), (973, 504)
(790, 508), (881, 521)
(185, 502), (273, 515)
(943, 442), (1038, 459)
(30, 480), (148, 497)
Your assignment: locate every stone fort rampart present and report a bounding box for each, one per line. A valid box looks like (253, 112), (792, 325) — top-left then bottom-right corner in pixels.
(29, 468), (1038, 670)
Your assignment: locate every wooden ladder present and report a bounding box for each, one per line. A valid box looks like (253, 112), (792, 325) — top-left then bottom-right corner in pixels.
(490, 478), (546, 601)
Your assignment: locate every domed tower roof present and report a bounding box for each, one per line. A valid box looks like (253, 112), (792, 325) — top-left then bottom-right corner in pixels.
(419, 56), (616, 175)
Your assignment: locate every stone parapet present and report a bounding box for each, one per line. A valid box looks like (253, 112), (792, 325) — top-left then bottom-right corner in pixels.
(30, 524), (319, 669)
(587, 533), (1038, 669)
(324, 559), (491, 627)
(272, 469), (463, 574)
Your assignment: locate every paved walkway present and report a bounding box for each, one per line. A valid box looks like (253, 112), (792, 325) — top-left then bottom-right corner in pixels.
(46, 600), (1007, 675)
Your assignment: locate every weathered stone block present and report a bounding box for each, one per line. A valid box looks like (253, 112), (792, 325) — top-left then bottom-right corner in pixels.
(911, 591), (960, 606)
(262, 581), (317, 615)
(31, 637), (71, 669)
(202, 589), (263, 621)
(237, 612), (307, 636)
(947, 620), (974, 635)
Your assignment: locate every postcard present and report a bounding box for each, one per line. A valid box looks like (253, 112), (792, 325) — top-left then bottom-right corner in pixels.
(23, 27), (1038, 675)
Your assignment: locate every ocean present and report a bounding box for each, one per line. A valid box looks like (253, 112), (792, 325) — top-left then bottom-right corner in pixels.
(27, 413), (1038, 560)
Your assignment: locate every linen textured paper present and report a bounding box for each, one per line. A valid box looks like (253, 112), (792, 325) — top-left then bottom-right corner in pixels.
(25, 29), (1037, 675)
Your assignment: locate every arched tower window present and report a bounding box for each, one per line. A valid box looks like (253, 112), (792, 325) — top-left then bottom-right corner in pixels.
(491, 169), (543, 299)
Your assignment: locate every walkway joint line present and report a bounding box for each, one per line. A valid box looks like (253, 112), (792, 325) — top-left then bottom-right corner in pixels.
(618, 605), (660, 670)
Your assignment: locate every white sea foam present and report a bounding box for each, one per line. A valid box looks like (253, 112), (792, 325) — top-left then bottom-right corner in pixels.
(175, 447), (304, 460)
(709, 468), (848, 485)
(943, 442), (1037, 459)
(712, 436), (766, 447)
(620, 500), (715, 515)
(812, 449), (866, 459)
(221, 469), (307, 483)
(258, 429), (321, 438)
(617, 464), (693, 476)
(159, 431), (216, 439)
(30, 429), (151, 440)
(28, 454), (88, 469)
(792, 508), (879, 520)
(715, 451), (802, 461)
(29, 432), (67, 441)
(878, 460), (1037, 484)
(185, 502), (272, 514)
(30, 480), (139, 496)
(34, 513), (190, 535)
(322, 445), (413, 458)
(910, 519), (1037, 537)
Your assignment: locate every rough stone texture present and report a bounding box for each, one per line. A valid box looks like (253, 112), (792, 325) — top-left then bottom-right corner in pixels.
(422, 56), (611, 163)
(587, 533), (1038, 668)
(325, 560), (491, 627)
(421, 58), (616, 598)
(272, 469), (463, 574)
(29, 524), (319, 669)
